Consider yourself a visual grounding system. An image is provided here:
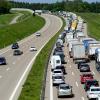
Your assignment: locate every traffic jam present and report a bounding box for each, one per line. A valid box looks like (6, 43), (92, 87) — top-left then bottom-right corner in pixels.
(49, 12), (100, 100)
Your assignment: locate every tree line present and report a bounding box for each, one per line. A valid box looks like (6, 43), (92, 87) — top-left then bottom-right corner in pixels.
(0, 0), (100, 14)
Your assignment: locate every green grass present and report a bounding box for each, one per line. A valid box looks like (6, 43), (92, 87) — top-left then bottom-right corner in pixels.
(77, 13), (100, 40)
(18, 17), (65, 100)
(0, 14), (45, 48)
(17, 11), (32, 22)
(0, 13), (17, 26)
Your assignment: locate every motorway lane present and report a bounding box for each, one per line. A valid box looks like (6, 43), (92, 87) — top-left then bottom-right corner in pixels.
(0, 14), (62, 100)
(45, 21), (100, 100)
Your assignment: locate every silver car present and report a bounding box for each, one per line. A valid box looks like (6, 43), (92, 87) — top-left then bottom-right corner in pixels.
(52, 75), (65, 86)
(57, 83), (73, 97)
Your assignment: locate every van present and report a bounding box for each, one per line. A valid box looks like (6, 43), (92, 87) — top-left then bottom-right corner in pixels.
(50, 55), (61, 71)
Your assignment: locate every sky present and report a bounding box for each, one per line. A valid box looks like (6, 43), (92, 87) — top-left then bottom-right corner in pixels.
(11, 0), (100, 3)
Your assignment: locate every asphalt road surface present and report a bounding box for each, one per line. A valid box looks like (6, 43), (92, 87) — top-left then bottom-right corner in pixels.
(0, 14), (62, 100)
(44, 20), (100, 100)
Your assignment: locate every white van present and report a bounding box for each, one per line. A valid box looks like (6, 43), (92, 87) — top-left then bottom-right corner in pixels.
(50, 55), (61, 71)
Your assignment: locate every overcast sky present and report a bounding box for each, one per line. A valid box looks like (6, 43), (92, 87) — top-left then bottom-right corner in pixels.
(11, 0), (100, 3)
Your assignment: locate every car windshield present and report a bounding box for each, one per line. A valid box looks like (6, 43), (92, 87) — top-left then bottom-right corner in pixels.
(87, 81), (98, 85)
(60, 85), (70, 90)
(56, 60), (60, 63)
(54, 71), (61, 73)
(55, 76), (62, 79)
(83, 74), (92, 77)
(91, 88), (100, 92)
(81, 64), (89, 67)
(0, 58), (4, 61)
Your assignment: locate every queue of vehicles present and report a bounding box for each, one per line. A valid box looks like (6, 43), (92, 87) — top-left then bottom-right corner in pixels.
(65, 12), (100, 100)
(50, 12), (100, 99)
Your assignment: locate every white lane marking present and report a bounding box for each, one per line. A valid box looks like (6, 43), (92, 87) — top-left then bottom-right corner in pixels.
(76, 81), (79, 87)
(67, 56), (68, 58)
(70, 65), (71, 68)
(50, 71), (53, 100)
(9, 15), (63, 100)
(72, 72), (74, 76)
(6, 68), (10, 71)
(0, 75), (2, 79)
(68, 60), (69, 62)
(12, 62), (16, 65)
(81, 97), (85, 100)
(92, 71), (95, 75)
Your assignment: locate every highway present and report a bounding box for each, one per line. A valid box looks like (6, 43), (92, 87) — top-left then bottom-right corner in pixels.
(0, 14), (62, 100)
(44, 21), (100, 100)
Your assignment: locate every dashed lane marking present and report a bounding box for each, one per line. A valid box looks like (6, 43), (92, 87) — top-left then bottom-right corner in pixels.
(76, 81), (79, 87)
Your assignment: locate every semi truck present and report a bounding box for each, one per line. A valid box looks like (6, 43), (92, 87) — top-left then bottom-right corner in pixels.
(72, 42), (88, 63)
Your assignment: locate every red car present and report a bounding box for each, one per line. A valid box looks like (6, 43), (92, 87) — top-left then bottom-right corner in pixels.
(80, 73), (93, 84)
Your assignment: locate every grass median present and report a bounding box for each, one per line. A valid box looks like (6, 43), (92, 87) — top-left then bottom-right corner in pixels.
(78, 13), (100, 40)
(0, 13), (17, 26)
(18, 17), (65, 100)
(0, 13), (45, 48)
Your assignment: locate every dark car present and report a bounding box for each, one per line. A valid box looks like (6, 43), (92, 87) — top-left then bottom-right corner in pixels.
(55, 66), (66, 74)
(54, 47), (63, 53)
(12, 43), (19, 49)
(84, 80), (99, 91)
(0, 57), (6, 65)
(13, 50), (23, 56)
(79, 64), (90, 72)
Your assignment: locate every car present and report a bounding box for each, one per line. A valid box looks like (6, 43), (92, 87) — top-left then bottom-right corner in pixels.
(53, 51), (65, 64)
(35, 32), (41, 36)
(57, 83), (73, 98)
(55, 65), (66, 74)
(0, 57), (6, 65)
(80, 73), (93, 84)
(11, 43), (19, 49)
(30, 46), (37, 51)
(84, 80), (99, 91)
(79, 64), (90, 72)
(52, 75), (65, 86)
(52, 69), (64, 78)
(78, 62), (87, 69)
(13, 49), (23, 56)
(87, 86), (100, 100)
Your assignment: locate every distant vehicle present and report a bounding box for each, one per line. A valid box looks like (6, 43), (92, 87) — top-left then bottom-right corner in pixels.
(57, 83), (73, 98)
(55, 65), (66, 74)
(79, 63), (90, 72)
(0, 57), (6, 65)
(72, 42), (88, 63)
(84, 80), (99, 91)
(30, 46), (37, 51)
(35, 32), (41, 36)
(13, 49), (23, 56)
(50, 55), (61, 71)
(12, 43), (19, 49)
(80, 73), (93, 84)
(87, 86), (100, 100)
(52, 75), (65, 86)
(52, 69), (64, 78)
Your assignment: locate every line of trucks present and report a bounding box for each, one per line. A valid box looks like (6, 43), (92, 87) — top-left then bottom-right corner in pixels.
(64, 12), (100, 73)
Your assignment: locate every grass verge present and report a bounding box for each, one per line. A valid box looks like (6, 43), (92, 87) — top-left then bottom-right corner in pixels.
(0, 14), (45, 48)
(18, 17), (65, 100)
(77, 13), (100, 40)
(0, 13), (17, 26)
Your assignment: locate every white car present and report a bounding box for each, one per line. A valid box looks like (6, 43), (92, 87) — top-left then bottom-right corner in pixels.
(52, 75), (65, 86)
(57, 83), (73, 98)
(52, 69), (64, 78)
(35, 32), (41, 36)
(87, 86), (100, 100)
(30, 46), (37, 51)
